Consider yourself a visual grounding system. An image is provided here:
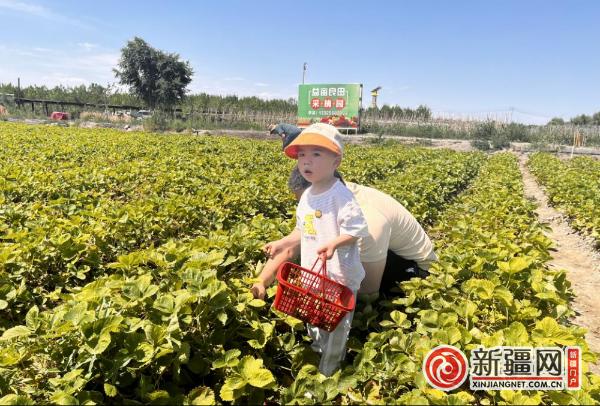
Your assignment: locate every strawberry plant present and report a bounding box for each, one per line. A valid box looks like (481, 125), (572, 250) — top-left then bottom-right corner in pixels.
(528, 153), (600, 247)
(1, 123), (598, 404)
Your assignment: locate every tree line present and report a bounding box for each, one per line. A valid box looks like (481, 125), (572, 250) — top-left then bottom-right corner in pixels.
(0, 81), (433, 120)
(548, 112), (600, 126)
(0, 82), (138, 107)
(1, 37), (431, 121)
(0, 82), (297, 114)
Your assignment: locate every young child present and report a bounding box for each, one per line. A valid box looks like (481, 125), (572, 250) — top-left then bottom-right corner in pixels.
(264, 123), (368, 376)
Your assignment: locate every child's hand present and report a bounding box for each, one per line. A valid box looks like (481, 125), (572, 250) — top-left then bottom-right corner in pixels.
(251, 282), (266, 299)
(262, 240), (285, 258)
(317, 242), (337, 261)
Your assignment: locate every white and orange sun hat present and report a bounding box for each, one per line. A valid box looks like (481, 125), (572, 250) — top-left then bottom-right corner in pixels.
(283, 123), (343, 159)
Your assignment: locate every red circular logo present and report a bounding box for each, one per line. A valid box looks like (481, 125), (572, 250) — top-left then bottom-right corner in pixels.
(423, 345), (468, 391)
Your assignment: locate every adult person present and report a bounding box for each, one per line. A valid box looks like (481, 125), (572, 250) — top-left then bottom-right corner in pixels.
(268, 123), (302, 150)
(252, 126), (437, 298)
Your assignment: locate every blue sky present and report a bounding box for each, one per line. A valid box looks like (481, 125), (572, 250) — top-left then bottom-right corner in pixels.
(0, 0), (599, 124)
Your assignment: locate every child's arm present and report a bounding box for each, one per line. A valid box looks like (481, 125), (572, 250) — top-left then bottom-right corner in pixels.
(251, 241), (300, 299)
(262, 229), (301, 259)
(317, 234), (359, 260)
(251, 229), (301, 299)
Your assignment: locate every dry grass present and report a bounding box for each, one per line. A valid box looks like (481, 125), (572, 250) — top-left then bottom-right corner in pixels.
(80, 111), (134, 123)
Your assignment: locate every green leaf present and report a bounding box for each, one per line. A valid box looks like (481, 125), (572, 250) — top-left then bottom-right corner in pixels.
(212, 349), (241, 369)
(0, 299), (8, 310)
(447, 391), (475, 404)
(0, 347), (21, 367)
(187, 387), (215, 405)
(25, 306), (40, 331)
(247, 298), (266, 308)
(50, 392), (79, 405)
(493, 286), (514, 307)
(219, 375), (246, 401)
(365, 381), (383, 404)
(1, 325), (31, 341)
(0, 395), (35, 405)
(153, 294), (175, 314)
(481, 331), (504, 347)
(509, 256), (533, 274)
(462, 279), (495, 300)
(398, 389), (429, 405)
(457, 300), (478, 319)
(418, 310), (438, 327)
(77, 391), (104, 405)
(146, 390), (170, 404)
(390, 310), (408, 326)
(503, 322), (529, 346)
(104, 383), (118, 398)
(547, 392), (575, 405)
(446, 327), (462, 345)
(500, 390), (541, 405)
(216, 312), (228, 325)
(281, 314), (304, 329)
(82, 316), (124, 354)
(532, 317), (576, 346)
(438, 312), (458, 328)
(64, 301), (89, 326)
(238, 356), (275, 388)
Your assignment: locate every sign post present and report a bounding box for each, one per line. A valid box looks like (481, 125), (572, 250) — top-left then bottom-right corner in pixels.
(297, 83), (362, 133)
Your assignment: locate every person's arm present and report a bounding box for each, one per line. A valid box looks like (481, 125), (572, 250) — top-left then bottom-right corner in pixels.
(252, 242), (300, 298)
(251, 230), (301, 299)
(262, 229), (300, 258)
(316, 234), (359, 260)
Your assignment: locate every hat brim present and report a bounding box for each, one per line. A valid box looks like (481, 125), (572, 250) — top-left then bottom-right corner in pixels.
(283, 133), (342, 158)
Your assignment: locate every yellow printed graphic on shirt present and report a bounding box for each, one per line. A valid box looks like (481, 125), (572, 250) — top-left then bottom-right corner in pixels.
(303, 213), (317, 236)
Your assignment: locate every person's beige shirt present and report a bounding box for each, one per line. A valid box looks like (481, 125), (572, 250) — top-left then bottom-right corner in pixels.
(346, 182), (438, 269)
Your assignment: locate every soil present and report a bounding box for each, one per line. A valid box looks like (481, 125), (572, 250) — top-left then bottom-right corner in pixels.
(517, 153), (600, 375)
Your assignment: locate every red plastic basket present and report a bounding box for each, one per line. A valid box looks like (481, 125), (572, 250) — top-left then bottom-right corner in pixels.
(273, 259), (355, 332)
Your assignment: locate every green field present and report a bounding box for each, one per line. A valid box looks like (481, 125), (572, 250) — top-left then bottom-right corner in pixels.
(0, 122), (598, 404)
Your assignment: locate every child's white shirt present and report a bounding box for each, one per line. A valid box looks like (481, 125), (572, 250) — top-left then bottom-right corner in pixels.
(295, 179), (368, 291)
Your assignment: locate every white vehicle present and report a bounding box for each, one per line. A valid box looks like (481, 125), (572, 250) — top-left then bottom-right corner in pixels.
(132, 110), (152, 119)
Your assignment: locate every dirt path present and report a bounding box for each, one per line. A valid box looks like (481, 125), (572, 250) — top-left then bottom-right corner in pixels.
(517, 153), (600, 374)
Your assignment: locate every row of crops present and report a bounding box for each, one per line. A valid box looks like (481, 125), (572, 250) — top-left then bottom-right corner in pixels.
(0, 122), (598, 403)
(0, 123), (481, 326)
(527, 153), (600, 247)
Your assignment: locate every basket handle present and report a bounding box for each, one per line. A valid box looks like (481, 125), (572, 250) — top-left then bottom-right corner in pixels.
(309, 257), (328, 304)
(309, 257), (327, 275)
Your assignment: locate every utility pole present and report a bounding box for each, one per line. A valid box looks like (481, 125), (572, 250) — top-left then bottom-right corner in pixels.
(302, 62), (307, 84)
(17, 77), (21, 109)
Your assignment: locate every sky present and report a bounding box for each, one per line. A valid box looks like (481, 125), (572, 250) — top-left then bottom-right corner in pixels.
(0, 0), (599, 125)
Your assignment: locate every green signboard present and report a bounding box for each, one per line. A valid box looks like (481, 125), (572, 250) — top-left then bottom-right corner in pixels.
(297, 83), (362, 129)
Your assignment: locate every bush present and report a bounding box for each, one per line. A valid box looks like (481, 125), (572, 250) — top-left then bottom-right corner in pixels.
(471, 139), (491, 150)
(170, 119), (187, 132)
(490, 132), (510, 149)
(142, 112), (169, 132)
(504, 122), (528, 142)
(474, 121), (497, 140)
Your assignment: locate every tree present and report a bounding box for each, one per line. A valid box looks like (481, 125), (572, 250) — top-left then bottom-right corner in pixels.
(570, 114), (591, 126)
(415, 105), (432, 120)
(547, 117), (565, 125)
(592, 111), (600, 126)
(114, 37), (193, 110)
